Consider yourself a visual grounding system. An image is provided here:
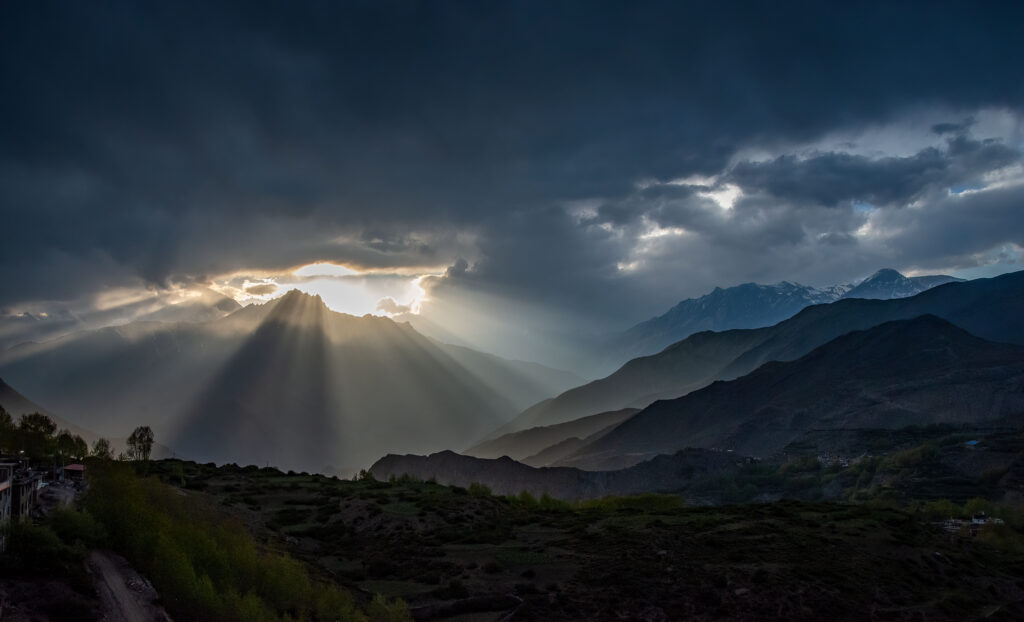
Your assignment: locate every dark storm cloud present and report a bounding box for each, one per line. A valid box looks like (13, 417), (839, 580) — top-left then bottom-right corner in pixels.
(726, 137), (1020, 208)
(932, 118), (976, 135)
(2, 0), (1023, 336)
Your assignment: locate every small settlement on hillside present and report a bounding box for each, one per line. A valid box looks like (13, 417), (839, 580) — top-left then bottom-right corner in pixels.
(0, 460), (82, 552)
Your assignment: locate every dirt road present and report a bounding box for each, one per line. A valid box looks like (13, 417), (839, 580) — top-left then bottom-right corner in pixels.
(89, 550), (172, 622)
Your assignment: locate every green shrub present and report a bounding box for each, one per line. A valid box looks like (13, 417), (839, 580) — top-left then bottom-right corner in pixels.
(468, 482), (492, 497)
(81, 459), (386, 622)
(5, 522), (83, 573)
(48, 507), (107, 547)
(364, 594), (413, 622)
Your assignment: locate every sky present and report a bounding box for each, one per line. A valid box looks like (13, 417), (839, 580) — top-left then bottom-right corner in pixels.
(2, 1), (1023, 369)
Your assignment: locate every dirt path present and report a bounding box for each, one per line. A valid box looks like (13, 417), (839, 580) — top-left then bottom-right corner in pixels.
(89, 550), (172, 622)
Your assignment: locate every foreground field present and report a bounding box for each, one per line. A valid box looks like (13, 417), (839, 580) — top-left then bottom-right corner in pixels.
(146, 460), (1024, 621)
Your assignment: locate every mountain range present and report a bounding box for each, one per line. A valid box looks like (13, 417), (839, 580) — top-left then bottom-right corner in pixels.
(4, 268), (1020, 481)
(0, 290), (581, 473)
(605, 268), (961, 365)
(562, 315), (1024, 470)
(377, 313), (1024, 496)
(371, 447), (745, 500)
(486, 270), (1024, 451)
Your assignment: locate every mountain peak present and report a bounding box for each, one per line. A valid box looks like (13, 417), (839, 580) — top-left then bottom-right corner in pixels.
(278, 289), (324, 303)
(865, 268), (906, 281)
(840, 268), (959, 301)
(609, 268), (967, 366)
(258, 289), (333, 329)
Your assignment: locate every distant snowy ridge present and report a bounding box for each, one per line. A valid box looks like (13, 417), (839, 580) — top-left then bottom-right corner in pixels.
(607, 269), (961, 364)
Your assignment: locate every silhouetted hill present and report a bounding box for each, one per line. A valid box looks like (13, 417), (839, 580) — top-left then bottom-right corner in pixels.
(370, 448), (745, 499)
(464, 407), (637, 464)
(0, 377), (173, 458)
(563, 315), (1024, 470)
(498, 270), (1024, 437)
(491, 328), (769, 437)
(0, 290), (580, 472)
(0, 377), (99, 441)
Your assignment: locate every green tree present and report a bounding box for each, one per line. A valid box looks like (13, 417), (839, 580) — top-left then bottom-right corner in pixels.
(18, 412), (57, 458)
(72, 435), (88, 460)
(91, 437), (113, 460)
(0, 405), (16, 453)
(127, 426), (154, 462)
(55, 429), (77, 458)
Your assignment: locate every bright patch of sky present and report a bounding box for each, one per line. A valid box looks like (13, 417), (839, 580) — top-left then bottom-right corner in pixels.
(699, 184), (741, 210)
(293, 262), (360, 277)
(209, 263), (430, 317)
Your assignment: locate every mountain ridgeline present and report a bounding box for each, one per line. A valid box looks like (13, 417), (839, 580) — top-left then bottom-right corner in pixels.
(563, 315), (1024, 470)
(0, 290), (580, 473)
(3, 269), (1022, 490)
(377, 314), (1024, 497)
(492, 270), (1024, 442)
(605, 268), (961, 365)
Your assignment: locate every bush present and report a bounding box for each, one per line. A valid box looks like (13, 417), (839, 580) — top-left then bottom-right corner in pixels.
(5, 522), (83, 573)
(468, 482), (492, 497)
(513, 491), (538, 507)
(365, 594), (413, 622)
(48, 508), (106, 548)
(539, 493), (571, 511)
(82, 459), (385, 622)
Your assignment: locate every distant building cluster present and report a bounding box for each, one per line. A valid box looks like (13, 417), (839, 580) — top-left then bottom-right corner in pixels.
(816, 452), (855, 468)
(937, 512), (1005, 537)
(0, 460), (84, 552)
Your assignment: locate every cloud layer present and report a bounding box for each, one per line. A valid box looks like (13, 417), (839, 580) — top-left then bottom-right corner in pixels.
(2, 1), (1023, 366)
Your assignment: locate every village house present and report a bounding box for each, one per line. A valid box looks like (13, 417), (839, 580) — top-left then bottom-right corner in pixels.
(64, 463), (86, 482)
(11, 472), (42, 521)
(0, 463), (13, 552)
